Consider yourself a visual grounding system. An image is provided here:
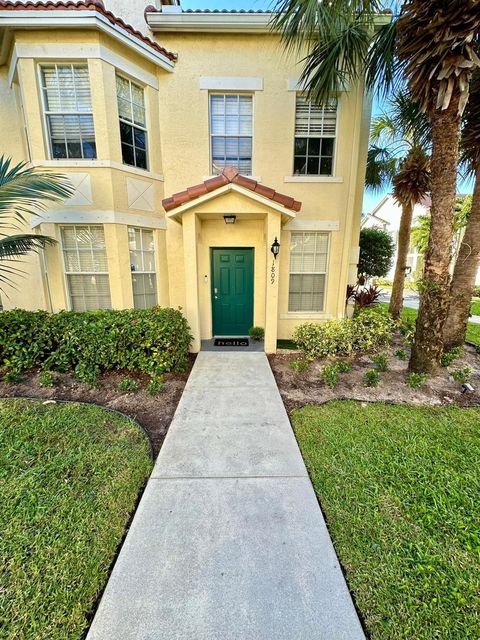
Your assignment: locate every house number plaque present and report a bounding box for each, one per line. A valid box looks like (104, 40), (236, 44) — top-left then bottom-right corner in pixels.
(270, 260), (276, 285)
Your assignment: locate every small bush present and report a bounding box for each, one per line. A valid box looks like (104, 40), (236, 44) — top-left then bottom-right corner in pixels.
(322, 364), (340, 389)
(337, 360), (351, 373)
(2, 371), (23, 384)
(289, 358), (310, 373)
(38, 370), (59, 387)
(451, 368), (472, 384)
(354, 285), (383, 310)
(248, 326), (264, 341)
(441, 346), (463, 368)
(147, 375), (165, 396)
(293, 307), (395, 360)
(408, 372), (428, 389)
(364, 369), (380, 387)
(395, 349), (408, 361)
(372, 353), (389, 372)
(117, 376), (140, 393)
(0, 307), (191, 382)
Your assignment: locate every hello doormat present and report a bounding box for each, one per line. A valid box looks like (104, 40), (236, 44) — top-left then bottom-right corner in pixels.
(214, 338), (249, 347)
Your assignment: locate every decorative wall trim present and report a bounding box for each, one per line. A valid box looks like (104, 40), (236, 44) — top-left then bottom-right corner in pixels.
(30, 159), (164, 181)
(127, 178), (154, 211)
(284, 219), (340, 231)
(287, 77), (350, 92)
(146, 11), (274, 33)
(0, 10), (175, 71)
(64, 173), (93, 206)
(283, 176), (344, 184)
(199, 76), (263, 91)
(31, 209), (167, 230)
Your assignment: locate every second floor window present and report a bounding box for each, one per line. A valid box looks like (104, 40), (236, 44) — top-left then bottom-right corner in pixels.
(116, 75), (148, 170)
(210, 94), (252, 175)
(294, 95), (337, 176)
(41, 64), (96, 159)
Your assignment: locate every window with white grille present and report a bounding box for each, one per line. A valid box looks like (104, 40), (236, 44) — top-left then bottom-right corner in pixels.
(289, 232), (329, 312)
(116, 75), (148, 170)
(41, 64), (96, 159)
(128, 227), (157, 309)
(293, 95), (337, 176)
(61, 225), (111, 311)
(210, 94), (253, 175)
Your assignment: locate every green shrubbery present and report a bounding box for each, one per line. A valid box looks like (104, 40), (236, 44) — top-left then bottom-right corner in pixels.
(0, 307), (191, 384)
(293, 308), (395, 360)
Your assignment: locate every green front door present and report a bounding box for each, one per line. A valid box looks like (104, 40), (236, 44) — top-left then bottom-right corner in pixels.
(211, 248), (254, 336)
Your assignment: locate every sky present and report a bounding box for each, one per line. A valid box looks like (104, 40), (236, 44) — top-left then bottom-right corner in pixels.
(182, 0), (474, 214)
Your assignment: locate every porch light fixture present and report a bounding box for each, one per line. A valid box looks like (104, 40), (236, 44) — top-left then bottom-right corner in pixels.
(271, 236), (280, 259)
(224, 215), (236, 224)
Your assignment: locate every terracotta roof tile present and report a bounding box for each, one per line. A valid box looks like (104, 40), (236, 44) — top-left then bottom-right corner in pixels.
(0, 1), (177, 61)
(162, 166), (301, 213)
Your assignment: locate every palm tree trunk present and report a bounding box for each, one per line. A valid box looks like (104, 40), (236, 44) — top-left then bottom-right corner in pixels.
(409, 93), (462, 374)
(389, 200), (414, 319)
(443, 163), (480, 349)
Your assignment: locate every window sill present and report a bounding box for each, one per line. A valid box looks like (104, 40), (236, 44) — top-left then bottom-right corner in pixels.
(280, 312), (333, 320)
(283, 176), (343, 183)
(30, 160), (164, 181)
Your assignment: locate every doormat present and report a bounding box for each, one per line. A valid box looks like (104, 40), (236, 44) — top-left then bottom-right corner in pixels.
(214, 338), (250, 347)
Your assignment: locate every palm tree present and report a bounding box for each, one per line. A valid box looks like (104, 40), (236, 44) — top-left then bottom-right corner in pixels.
(0, 156), (73, 287)
(272, 0), (480, 372)
(444, 70), (480, 349)
(365, 91), (430, 319)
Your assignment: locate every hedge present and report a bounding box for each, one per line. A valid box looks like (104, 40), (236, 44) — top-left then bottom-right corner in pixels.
(0, 307), (192, 383)
(293, 307), (395, 360)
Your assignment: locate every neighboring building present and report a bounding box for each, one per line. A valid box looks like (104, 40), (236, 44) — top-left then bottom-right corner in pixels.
(362, 194), (430, 281)
(0, 0), (389, 352)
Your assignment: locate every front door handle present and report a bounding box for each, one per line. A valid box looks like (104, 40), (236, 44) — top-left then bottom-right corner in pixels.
(214, 287), (218, 299)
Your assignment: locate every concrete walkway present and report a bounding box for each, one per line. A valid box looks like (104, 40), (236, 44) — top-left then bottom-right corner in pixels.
(87, 352), (364, 640)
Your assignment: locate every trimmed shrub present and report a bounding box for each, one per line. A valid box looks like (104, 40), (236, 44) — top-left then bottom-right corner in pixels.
(117, 376), (140, 393)
(322, 363), (340, 389)
(364, 369), (380, 387)
(0, 307), (191, 383)
(408, 372), (428, 389)
(249, 326), (264, 341)
(372, 353), (389, 372)
(395, 349), (408, 361)
(147, 375), (166, 396)
(289, 358), (310, 373)
(441, 346), (463, 368)
(38, 370), (59, 388)
(293, 307), (395, 360)
(451, 368), (472, 384)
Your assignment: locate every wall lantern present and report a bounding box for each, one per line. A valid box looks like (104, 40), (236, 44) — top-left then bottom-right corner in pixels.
(224, 215), (236, 225)
(271, 236), (280, 259)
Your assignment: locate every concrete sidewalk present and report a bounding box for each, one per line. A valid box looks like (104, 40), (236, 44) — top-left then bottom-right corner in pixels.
(87, 352), (365, 640)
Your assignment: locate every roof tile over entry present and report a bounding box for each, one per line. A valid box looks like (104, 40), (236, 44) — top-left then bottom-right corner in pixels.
(162, 166), (302, 213)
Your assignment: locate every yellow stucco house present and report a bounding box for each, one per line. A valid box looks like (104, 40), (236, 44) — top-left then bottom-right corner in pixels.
(0, 0), (383, 352)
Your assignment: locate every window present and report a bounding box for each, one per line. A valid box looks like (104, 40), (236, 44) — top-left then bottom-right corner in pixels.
(61, 225), (111, 311)
(288, 232), (329, 312)
(116, 75), (148, 170)
(41, 64), (96, 159)
(293, 95), (337, 176)
(210, 94), (253, 174)
(128, 227), (157, 308)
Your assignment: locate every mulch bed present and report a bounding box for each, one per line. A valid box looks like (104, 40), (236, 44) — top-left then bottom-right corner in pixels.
(0, 355), (196, 457)
(269, 335), (480, 414)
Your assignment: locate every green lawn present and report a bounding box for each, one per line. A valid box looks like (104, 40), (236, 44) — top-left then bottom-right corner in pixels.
(0, 399), (152, 640)
(292, 402), (480, 640)
(380, 303), (480, 347)
(470, 297), (480, 316)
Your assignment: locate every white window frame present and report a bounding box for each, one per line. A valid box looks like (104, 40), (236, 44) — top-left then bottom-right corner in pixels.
(293, 94), (338, 177)
(288, 231), (330, 313)
(209, 92), (254, 175)
(128, 226), (158, 309)
(116, 73), (149, 171)
(38, 63), (96, 161)
(60, 224), (112, 311)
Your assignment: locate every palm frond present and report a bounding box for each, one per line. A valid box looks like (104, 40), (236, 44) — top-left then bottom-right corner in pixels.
(0, 155), (73, 225)
(365, 18), (401, 97)
(0, 234), (57, 261)
(365, 145), (398, 191)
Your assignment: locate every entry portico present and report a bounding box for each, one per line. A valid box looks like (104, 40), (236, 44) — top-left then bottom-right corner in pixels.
(162, 167), (301, 353)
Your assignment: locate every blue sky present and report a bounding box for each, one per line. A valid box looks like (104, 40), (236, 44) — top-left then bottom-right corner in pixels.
(182, 0), (474, 213)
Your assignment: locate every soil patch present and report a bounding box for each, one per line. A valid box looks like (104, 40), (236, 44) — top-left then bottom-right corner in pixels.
(0, 355), (196, 457)
(269, 335), (480, 414)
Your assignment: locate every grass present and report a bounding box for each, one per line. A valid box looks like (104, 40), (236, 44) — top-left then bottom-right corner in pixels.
(470, 297), (480, 316)
(292, 402), (480, 640)
(0, 399), (152, 640)
(380, 303), (480, 347)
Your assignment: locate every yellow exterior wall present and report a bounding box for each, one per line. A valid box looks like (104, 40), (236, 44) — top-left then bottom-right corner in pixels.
(0, 22), (371, 351)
